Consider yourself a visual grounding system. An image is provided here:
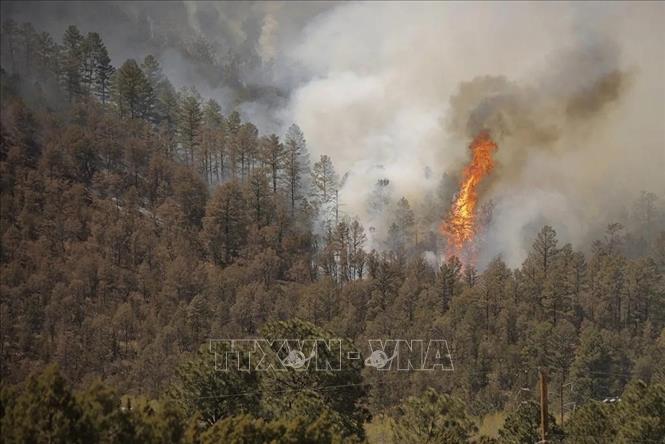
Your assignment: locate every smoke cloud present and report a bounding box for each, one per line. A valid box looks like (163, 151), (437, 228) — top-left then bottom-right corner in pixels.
(3, 1), (664, 266)
(283, 2), (664, 265)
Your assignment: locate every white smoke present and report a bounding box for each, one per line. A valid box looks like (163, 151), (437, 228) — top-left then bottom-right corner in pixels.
(4, 1), (663, 266)
(257, 14), (279, 64)
(281, 2), (665, 265)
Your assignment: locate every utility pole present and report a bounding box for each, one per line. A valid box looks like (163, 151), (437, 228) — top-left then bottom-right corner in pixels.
(540, 368), (549, 443)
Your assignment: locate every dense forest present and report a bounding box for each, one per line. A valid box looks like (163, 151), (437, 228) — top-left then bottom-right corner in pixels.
(1, 20), (664, 443)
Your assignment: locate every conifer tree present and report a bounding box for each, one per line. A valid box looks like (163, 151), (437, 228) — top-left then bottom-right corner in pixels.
(90, 34), (113, 105)
(260, 133), (285, 194)
(236, 122), (258, 181)
(201, 181), (248, 265)
(311, 154), (339, 224)
(177, 88), (203, 166)
(284, 124), (310, 216)
(202, 99), (225, 183)
(112, 59), (154, 119)
(61, 25), (84, 101)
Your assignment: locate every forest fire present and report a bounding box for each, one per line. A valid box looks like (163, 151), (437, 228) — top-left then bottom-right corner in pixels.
(442, 131), (498, 262)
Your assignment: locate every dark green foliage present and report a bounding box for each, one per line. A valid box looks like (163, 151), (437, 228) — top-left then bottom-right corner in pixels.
(569, 327), (627, 403)
(565, 381), (665, 443)
(170, 344), (260, 425)
(88, 33), (114, 104)
(1, 366), (186, 444)
(1, 365), (92, 443)
(177, 89), (203, 166)
(391, 388), (477, 443)
(259, 319), (369, 438)
(564, 401), (615, 443)
(168, 320), (367, 439)
(113, 59), (154, 119)
(498, 400), (563, 443)
(613, 381), (665, 443)
(61, 25), (84, 101)
(200, 413), (352, 444)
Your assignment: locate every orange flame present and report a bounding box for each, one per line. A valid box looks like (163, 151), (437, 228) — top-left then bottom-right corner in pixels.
(442, 131), (498, 261)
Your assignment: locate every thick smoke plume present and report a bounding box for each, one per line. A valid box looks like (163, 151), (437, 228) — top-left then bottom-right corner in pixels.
(284, 2), (664, 265)
(3, 1), (664, 266)
(448, 44), (629, 181)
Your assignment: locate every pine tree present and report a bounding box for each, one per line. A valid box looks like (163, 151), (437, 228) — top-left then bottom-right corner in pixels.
(172, 165), (209, 227)
(201, 181), (248, 265)
(80, 33), (97, 94)
(141, 54), (168, 123)
(236, 122), (258, 181)
(112, 59), (154, 119)
(156, 78), (179, 131)
(614, 381), (665, 443)
(202, 99), (225, 183)
(439, 255), (462, 312)
(141, 55), (162, 91)
(565, 401), (615, 442)
(533, 225), (559, 279)
(311, 154), (339, 224)
(260, 134), (286, 194)
(170, 344), (260, 425)
(498, 400), (563, 443)
(187, 294), (210, 347)
(61, 25), (84, 101)
(0, 366), (93, 442)
(86, 33), (113, 105)
(259, 319), (369, 438)
(283, 124), (310, 216)
(391, 388), (477, 444)
(245, 169), (273, 227)
(570, 327), (617, 402)
(390, 197), (415, 252)
(225, 111), (242, 178)
(177, 88), (203, 166)
(349, 219), (367, 279)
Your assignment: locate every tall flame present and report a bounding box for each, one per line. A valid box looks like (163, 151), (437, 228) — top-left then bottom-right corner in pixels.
(442, 131), (498, 261)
